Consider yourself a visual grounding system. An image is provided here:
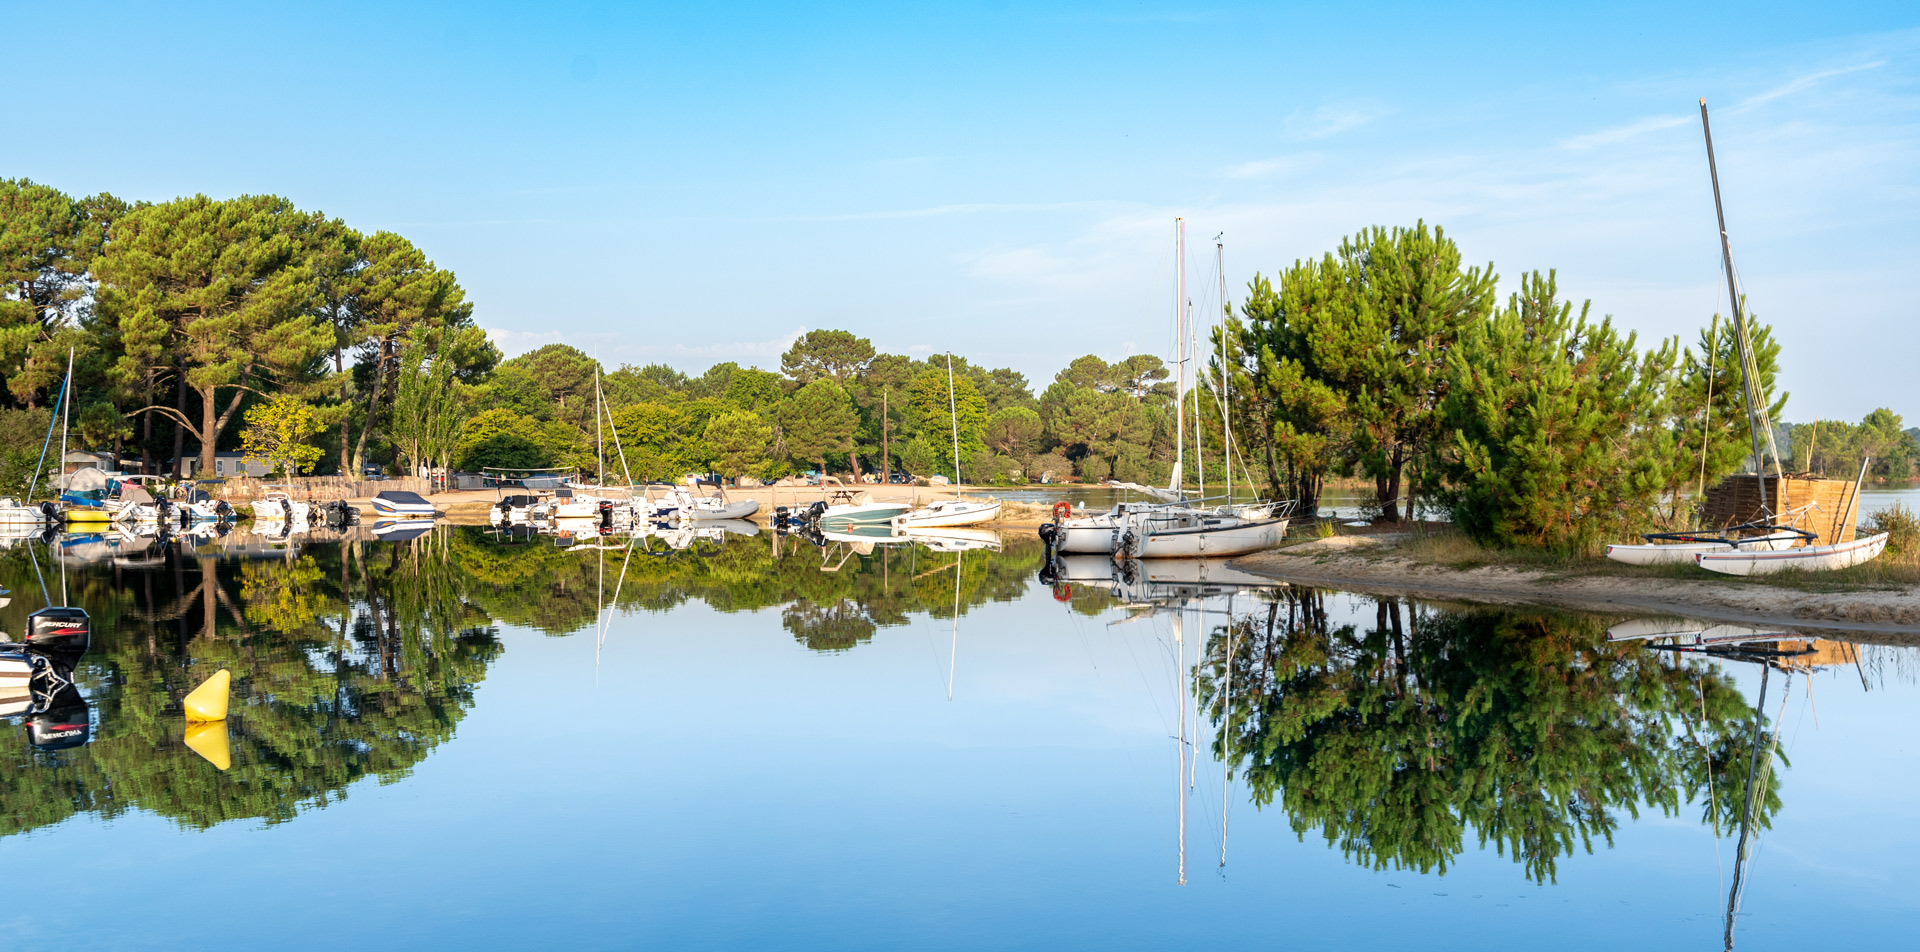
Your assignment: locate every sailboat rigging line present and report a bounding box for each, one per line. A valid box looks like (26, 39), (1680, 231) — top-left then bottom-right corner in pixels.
(1696, 311), (1720, 506)
(1215, 237), (1236, 504)
(1699, 100), (1781, 515)
(27, 349), (74, 503)
(1190, 299), (1205, 501)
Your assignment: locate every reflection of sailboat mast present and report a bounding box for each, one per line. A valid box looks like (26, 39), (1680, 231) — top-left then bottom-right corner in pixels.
(1173, 607), (1187, 886)
(947, 549), (961, 701)
(1724, 663), (1791, 950)
(1220, 595), (1233, 869)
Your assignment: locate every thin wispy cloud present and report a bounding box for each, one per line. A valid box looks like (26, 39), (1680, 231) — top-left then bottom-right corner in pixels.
(1560, 59), (1889, 151)
(1559, 114), (1693, 151)
(1290, 104), (1379, 140)
(1729, 60), (1885, 111)
(1225, 156), (1310, 180)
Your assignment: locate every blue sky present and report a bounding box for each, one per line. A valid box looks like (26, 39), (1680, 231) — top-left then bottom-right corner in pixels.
(9, 1), (1917, 419)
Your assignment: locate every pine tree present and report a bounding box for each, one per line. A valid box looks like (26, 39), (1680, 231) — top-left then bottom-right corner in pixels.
(1431, 271), (1680, 553)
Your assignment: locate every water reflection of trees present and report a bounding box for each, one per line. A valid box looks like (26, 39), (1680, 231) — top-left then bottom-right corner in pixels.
(1198, 589), (1783, 883)
(443, 528), (1044, 650)
(0, 535), (500, 836)
(0, 528), (1045, 835)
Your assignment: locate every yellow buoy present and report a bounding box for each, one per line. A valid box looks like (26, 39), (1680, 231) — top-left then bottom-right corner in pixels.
(183, 669), (230, 722)
(183, 719), (231, 770)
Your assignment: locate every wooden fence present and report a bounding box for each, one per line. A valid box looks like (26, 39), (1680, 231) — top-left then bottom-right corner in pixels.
(214, 475), (432, 502)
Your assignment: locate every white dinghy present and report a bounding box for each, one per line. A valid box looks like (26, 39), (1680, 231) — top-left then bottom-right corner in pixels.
(1696, 532), (1889, 576)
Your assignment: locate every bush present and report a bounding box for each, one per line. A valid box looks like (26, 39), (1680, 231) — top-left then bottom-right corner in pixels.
(1870, 502), (1920, 563)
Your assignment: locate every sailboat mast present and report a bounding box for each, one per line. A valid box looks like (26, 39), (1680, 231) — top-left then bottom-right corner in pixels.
(594, 367), (605, 485)
(1173, 218), (1186, 497)
(946, 353), (962, 489)
(1699, 99), (1773, 515)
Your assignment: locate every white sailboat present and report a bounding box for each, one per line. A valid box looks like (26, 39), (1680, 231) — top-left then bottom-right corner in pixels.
(1045, 220), (1211, 555)
(893, 354), (1000, 530)
(1115, 222), (1287, 560)
(1610, 100), (1882, 575)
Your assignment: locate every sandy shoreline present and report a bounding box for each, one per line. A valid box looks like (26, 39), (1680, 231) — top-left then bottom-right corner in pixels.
(1230, 534), (1920, 637)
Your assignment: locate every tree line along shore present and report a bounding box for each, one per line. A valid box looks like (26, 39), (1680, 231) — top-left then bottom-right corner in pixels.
(4, 178), (1915, 555)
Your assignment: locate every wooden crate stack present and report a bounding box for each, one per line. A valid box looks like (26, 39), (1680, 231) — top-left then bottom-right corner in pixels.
(1700, 474), (1858, 545)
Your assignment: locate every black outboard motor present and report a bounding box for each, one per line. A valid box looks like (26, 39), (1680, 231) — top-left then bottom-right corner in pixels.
(772, 505), (790, 529)
(27, 683), (90, 752)
(26, 608), (90, 656)
(598, 499), (614, 530)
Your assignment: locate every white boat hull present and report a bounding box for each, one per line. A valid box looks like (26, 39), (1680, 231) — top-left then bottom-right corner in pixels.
(1129, 517), (1288, 559)
(682, 500), (759, 521)
(817, 503), (911, 528)
(371, 502), (435, 518)
(893, 500), (1000, 529)
(1052, 516), (1123, 553)
(1605, 532), (1802, 566)
(1695, 532), (1889, 576)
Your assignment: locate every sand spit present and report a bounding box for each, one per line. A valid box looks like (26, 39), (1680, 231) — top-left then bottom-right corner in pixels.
(1231, 534), (1920, 638)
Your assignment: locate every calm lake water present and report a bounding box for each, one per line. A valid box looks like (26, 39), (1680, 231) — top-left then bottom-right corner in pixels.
(1, 523), (1914, 950)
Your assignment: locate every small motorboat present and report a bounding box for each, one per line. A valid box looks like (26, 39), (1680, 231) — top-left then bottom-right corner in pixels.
(249, 489), (315, 523)
(811, 482), (910, 529)
(670, 481), (760, 521)
(370, 490), (436, 519)
(492, 493), (548, 524)
(1695, 531), (1890, 576)
(901, 526), (1002, 553)
(0, 497), (55, 526)
(892, 497), (1000, 530)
